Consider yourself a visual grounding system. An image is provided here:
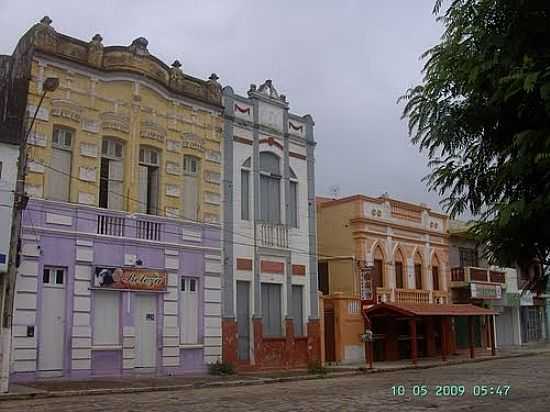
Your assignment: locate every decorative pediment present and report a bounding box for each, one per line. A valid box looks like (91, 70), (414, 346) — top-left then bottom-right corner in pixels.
(182, 133), (205, 152)
(50, 99), (82, 122)
(258, 80), (279, 98)
(140, 119), (166, 142)
(100, 112), (130, 133)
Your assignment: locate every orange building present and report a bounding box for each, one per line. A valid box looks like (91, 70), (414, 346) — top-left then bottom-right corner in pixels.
(317, 194), (496, 365)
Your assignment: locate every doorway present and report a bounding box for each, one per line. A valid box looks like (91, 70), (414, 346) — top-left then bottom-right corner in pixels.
(39, 267), (66, 372)
(135, 294), (157, 368)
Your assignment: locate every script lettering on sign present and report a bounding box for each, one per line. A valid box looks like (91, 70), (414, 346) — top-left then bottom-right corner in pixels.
(95, 267), (167, 291)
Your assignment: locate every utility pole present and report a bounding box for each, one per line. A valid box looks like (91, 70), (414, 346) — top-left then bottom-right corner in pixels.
(0, 77), (58, 393)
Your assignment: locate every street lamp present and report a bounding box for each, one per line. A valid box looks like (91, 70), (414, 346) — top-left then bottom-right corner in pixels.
(1, 76), (58, 393)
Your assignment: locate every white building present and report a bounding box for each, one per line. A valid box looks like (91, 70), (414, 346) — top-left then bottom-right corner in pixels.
(221, 80), (321, 368)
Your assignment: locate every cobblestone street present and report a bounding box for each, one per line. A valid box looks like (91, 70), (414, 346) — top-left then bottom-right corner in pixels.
(1, 354), (549, 411)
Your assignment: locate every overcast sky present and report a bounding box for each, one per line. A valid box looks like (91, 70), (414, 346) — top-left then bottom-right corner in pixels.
(0, 1), (446, 211)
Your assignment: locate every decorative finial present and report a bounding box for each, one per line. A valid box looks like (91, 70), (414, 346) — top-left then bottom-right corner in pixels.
(92, 34), (103, 43)
(40, 16), (52, 25)
(280, 94), (286, 102)
(172, 60), (182, 68)
(130, 37), (149, 55)
(209, 73), (219, 82)
(249, 84), (257, 92)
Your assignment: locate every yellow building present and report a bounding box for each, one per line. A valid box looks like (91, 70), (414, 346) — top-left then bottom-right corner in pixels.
(318, 194), (450, 303)
(22, 17), (224, 222)
(317, 194), (454, 365)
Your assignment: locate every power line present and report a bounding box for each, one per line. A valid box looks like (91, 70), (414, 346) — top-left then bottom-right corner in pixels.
(19, 204), (346, 261)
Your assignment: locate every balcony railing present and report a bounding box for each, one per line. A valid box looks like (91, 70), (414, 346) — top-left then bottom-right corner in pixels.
(136, 220), (162, 241)
(376, 288), (449, 305)
(450, 266), (506, 286)
(97, 214), (125, 237)
(256, 223), (288, 249)
(395, 288), (430, 304)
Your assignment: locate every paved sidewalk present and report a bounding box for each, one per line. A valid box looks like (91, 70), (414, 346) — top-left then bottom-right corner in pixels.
(2, 343), (549, 401)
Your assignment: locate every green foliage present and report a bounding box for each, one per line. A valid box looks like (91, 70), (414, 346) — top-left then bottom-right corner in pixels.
(207, 360), (235, 376)
(400, 0), (550, 290)
(307, 361), (328, 375)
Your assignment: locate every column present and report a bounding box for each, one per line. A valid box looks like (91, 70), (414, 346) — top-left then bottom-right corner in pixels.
(468, 316), (475, 359)
(409, 318), (417, 366)
(490, 315), (496, 356)
(72, 241), (94, 373)
(204, 253), (223, 364)
(162, 250), (180, 369)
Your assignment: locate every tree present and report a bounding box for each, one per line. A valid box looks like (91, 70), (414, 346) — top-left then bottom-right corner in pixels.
(400, 0), (550, 292)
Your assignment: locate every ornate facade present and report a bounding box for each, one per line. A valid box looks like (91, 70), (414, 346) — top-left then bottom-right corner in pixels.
(5, 17), (224, 381)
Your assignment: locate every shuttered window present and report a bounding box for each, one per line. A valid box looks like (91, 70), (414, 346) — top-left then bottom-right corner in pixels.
(432, 266), (440, 290)
(183, 156), (199, 220)
(93, 291), (120, 345)
(292, 285), (304, 336)
(415, 264), (423, 289)
(138, 147), (160, 215)
(261, 283), (282, 337)
(374, 259), (384, 288)
(99, 138), (124, 210)
(259, 152), (281, 224)
(47, 127), (73, 201)
(289, 181), (298, 227)
(395, 262), (404, 289)
(241, 169), (250, 220)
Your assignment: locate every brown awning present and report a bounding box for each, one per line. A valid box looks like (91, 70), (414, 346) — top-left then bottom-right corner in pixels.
(364, 302), (496, 317)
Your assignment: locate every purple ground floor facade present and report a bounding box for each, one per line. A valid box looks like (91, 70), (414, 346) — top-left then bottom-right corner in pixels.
(10, 199), (222, 382)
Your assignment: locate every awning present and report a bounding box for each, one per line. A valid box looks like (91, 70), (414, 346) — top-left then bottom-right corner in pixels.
(364, 302), (497, 317)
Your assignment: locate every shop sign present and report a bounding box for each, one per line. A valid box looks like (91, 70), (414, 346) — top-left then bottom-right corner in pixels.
(94, 267), (167, 291)
(470, 282), (502, 300)
(358, 260), (376, 304)
(520, 292), (534, 306)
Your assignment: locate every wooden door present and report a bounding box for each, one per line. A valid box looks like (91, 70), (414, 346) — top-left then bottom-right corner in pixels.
(324, 306), (336, 363)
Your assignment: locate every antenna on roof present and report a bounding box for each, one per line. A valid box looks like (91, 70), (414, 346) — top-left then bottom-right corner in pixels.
(329, 185), (340, 199)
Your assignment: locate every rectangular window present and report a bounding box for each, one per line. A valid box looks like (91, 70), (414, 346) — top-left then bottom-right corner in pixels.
(241, 170), (249, 220)
(395, 262), (404, 289)
(93, 291), (120, 346)
(459, 248), (478, 267)
(0, 161), (3, 180)
(414, 264), (422, 289)
(318, 262), (329, 295)
(260, 175), (281, 223)
(183, 155), (199, 176)
(261, 283), (282, 337)
(47, 146), (72, 201)
(180, 277), (199, 344)
(291, 285), (304, 336)
(432, 266), (440, 290)
(289, 181), (298, 227)
(138, 147), (160, 215)
(99, 139), (124, 210)
(52, 127), (73, 149)
(42, 267), (65, 286)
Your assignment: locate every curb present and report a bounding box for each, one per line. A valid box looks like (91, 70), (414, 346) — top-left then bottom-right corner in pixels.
(0, 351), (547, 402)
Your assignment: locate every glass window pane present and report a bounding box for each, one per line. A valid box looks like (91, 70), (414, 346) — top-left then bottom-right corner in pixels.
(181, 278), (186, 291)
(56, 269), (64, 284)
(43, 269), (50, 284)
(241, 170), (249, 220)
(289, 182), (297, 227)
(115, 143), (122, 158)
(190, 279), (196, 292)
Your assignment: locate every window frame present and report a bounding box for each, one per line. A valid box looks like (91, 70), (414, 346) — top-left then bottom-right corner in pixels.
(52, 126), (74, 151)
(183, 155), (200, 176)
(42, 266), (66, 289)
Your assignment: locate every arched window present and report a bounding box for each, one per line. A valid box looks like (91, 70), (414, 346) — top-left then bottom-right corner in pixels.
(394, 248), (405, 289)
(241, 157), (251, 220)
(259, 152), (281, 223)
(373, 245), (385, 288)
(432, 254), (440, 291)
(288, 167), (298, 227)
(414, 252), (423, 290)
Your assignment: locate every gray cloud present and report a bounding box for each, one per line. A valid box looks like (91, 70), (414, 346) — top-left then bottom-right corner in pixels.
(0, 0), (446, 211)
